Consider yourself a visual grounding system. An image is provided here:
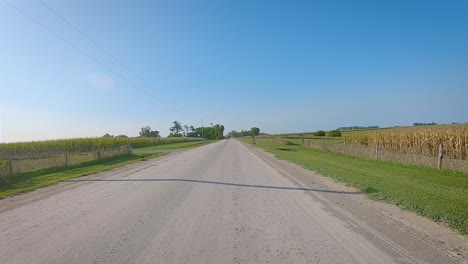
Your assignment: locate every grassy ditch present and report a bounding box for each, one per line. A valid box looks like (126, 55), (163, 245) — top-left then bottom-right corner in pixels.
(0, 153), (166, 198)
(239, 137), (468, 234)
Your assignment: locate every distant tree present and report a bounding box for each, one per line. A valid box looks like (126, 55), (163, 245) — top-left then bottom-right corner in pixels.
(218, 125), (225, 139)
(228, 128), (261, 137)
(169, 121), (183, 137)
(103, 133), (113, 138)
(150, 131), (160, 137)
(186, 125), (197, 137)
(228, 130), (238, 138)
(328, 129), (342, 137)
(209, 125), (218, 139)
(413, 122), (438, 126)
(251, 127), (260, 136)
(313, 130), (326, 137)
(250, 127), (259, 144)
(139, 126), (160, 137)
(337, 126), (379, 130)
(115, 134), (128, 138)
(192, 126), (211, 139)
(140, 126), (151, 137)
(174, 123), (228, 139)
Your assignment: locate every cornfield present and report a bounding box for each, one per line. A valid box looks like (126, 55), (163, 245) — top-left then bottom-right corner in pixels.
(0, 137), (189, 159)
(343, 125), (468, 160)
(0, 137), (190, 177)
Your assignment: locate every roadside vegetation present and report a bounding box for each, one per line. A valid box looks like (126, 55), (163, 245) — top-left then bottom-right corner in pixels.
(0, 137), (190, 158)
(133, 141), (212, 153)
(0, 137), (189, 178)
(268, 124), (468, 172)
(0, 138), (215, 198)
(239, 137), (468, 234)
(0, 152), (165, 198)
(0, 120), (228, 178)
(0, 120), (226, 195)
(343, 124), (468, 160)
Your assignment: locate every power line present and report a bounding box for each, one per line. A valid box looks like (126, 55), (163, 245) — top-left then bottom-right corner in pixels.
(40, 0), (148, 83)
(3, 0), (165, 106)
(39, 1), (183, 113)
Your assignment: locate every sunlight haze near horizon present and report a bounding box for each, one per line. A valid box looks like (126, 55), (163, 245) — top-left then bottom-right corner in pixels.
(1, 0), (467, 142)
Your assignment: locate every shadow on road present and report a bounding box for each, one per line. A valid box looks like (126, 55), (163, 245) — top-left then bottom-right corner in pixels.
(67, 178), (362, 194)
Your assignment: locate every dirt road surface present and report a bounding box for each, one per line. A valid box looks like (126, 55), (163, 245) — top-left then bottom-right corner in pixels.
(0, 139), (467, 263)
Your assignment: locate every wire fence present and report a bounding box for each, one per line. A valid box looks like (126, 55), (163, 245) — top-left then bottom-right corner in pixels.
(304, 140), (468, 172)
(0, 146), (130, 178)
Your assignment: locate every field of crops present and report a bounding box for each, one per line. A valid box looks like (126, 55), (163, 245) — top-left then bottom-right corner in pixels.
(0, 137), (190, 177)
(258, 124), (468, 171)
(0, 137), (189, 158)
(343, 124), (468, 160)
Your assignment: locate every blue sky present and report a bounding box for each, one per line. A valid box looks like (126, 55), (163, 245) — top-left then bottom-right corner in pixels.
(1, 0), (467, 142)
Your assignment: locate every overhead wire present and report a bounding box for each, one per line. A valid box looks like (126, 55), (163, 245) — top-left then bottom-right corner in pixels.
(39, 1), (183, 113)
(3, 0), (173, 109)
(39, 1), (149, 84)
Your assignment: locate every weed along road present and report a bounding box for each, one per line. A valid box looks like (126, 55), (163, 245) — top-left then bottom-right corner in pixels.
(0, 140), (466, 264)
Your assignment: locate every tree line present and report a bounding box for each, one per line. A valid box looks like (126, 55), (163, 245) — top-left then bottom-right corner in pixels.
(337, 126), (379, 130)
(227, 127), (260, 138)
(114, 121), (225, 140)
(104, 123), (263, 140)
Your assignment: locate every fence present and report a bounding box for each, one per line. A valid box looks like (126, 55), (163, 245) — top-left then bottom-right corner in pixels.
(304, 139), (468, 172)
(0, 146), (130, 178)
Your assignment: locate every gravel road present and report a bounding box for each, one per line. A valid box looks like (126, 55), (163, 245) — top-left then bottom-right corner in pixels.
(0, 139), (466, 263)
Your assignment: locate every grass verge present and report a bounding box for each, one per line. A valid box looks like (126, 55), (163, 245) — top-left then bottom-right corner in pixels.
(134, 140), (212, 153)
(239, 138), (468, 234)
(0, 153), (166, 199)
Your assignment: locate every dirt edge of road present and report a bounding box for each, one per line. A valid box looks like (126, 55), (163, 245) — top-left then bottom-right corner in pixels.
(239, 140), (468, 263)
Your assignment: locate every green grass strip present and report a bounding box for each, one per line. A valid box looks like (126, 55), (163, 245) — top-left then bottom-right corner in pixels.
(134, 140), (212, 152)
(0, 153), (166, 198)
(240, 138), (468, 234)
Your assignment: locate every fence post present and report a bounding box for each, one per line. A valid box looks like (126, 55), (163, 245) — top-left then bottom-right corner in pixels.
(307, 140), (310, 148)
(375, 143), (379, 159)
(438, 144), (444, 169)
(127, 138), (133, 155)
(343, 139), (347, 154)
(65, 152), (69, 166)
(8, 159), (13, 177)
